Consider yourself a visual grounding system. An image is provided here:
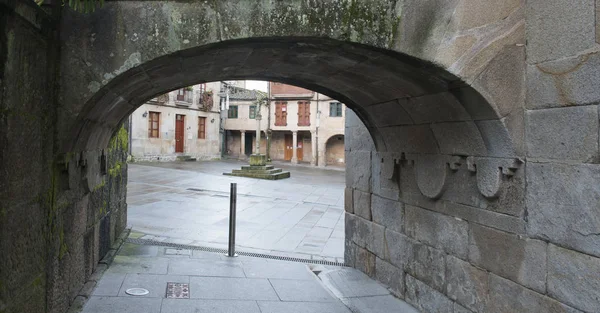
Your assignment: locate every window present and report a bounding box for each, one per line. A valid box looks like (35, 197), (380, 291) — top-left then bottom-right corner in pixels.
(198, 117), (206, 139)
(228, 105), (238, 118)
(148, 111), (160, 138)
(177, 88), (192, 103)
(249, 105), (257, 119)
(275, 101), (287, 126)
(330, 102), (343, 117)
(298, 101), (310, 126)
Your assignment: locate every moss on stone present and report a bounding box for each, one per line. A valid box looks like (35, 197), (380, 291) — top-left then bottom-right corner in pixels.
(108, 161), (123, 178)
(108, 125), (128, 152)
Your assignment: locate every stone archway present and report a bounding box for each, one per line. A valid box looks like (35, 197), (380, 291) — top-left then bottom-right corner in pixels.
(15, 1), (596, 313)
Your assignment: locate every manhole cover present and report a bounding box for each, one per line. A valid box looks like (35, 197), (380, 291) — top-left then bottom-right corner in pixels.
(166, 282), (189, 299)
(125, 288), (149, 296)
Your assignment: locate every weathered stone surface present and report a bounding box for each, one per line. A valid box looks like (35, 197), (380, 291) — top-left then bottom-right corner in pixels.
(527, 51), (600, 109)
(367, 222), (386, 258)
(355, 246), (376, 278)
(344, 187), (353, 214)
(526, 105), (599, 162)
(451, 0), (522, 31)
(547, 244), (600, 313)
(473, 45), (525, 118)
(371, 151), (400, 201)
(405, 275), (453, 313)
(371, 194), (403, 233)
(379, 125), (439, 154)
(405, 206), (469, 259)
(469, 224), (547, 293)
(488, 274), (583, 313)
(454, 303), (473, 313)
(407, 243), (446, 292)
(401, 92), (470, 124)
(430, 122), (488, 156)
(396, 0), (460, 61)
(344, 239), (357, 268)
(345, 213), (371, 249)
(445, 256), (488, 313)
(375, 257), (404, 297)
(385, 229), (414, 270)
(353, 190), (372, 221)
(345, 118), (376, 152)
(346, 151), (372, 192)
(527, 162), (600, 257)
(476, 113), (524, 158)
(369, 99), (414, 127)
(526, 0), (596, 63)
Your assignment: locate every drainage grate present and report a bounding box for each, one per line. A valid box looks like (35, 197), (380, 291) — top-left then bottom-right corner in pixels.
(126, 238), (346, 267)
(166, 282), (189, 299)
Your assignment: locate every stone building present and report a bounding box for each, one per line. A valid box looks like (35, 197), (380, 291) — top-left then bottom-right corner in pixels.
(222, 82), (346, 167)
(129, 83), (221, 161)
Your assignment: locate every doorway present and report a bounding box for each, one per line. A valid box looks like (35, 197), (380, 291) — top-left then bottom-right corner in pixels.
(284, 134), (293, 161)
(284, 133), (303, 161)
(244, 132), (253, 156)
(175, 114), (185, 153)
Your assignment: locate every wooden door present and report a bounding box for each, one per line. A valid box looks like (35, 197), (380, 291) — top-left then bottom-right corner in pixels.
(175, 114), (185, 153)
(284, 134), (293, 161)
(297, 134), (303, 161)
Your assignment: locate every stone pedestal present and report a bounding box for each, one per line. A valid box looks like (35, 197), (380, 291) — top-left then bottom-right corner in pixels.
(249, 154), (267, 166)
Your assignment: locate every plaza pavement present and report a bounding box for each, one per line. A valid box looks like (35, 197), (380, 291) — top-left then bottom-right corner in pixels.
(78, 241), (419, 313)
(126, 160), (345, 262)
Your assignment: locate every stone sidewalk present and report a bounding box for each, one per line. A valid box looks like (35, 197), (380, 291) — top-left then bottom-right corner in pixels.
(127, 161), (345, 261)
(76, 241), (418, 313)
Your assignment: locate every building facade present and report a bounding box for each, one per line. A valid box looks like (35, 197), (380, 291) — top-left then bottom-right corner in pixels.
(222, 82), (346, 167)
(130, 82), (221, 161)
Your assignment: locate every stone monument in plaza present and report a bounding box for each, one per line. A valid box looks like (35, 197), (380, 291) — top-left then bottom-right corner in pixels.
(224, 92), (290, 180)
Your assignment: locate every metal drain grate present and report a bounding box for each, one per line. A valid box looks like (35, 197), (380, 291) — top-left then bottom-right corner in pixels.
(126, 238), (346, 267)
(166, 282), (189, 299)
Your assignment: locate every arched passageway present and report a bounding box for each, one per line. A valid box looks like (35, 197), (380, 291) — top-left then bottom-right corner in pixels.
(7, 1), (600, 313)
(325, 135), (345, 166)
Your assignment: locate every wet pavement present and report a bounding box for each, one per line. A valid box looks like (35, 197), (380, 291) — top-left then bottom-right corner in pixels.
(127, 160), (345, 261)
(79, 240), (419, 313)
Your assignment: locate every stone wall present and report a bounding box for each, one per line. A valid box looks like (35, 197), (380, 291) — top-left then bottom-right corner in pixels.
(345, 79), (600, 313)
(0, 3), (129, 313)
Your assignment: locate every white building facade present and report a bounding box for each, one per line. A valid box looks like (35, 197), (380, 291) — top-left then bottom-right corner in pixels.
(130, 82), (221, 161)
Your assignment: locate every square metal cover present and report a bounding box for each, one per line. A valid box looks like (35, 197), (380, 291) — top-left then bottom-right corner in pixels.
(166, 282), (189, 299)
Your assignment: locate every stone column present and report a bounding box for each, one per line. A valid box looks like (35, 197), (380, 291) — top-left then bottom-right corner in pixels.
(240, 130), (246, 159)
(310, 131), (317, 166)
(291, 131), (298, 164)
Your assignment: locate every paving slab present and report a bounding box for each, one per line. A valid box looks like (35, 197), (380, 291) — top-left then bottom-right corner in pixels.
(82, 297), (161, 313)
(168, 259), (245, 277)
(189, 276), (279, 300)
(242, 261), (315, 280)
(258, 301), (352, 313)
(161, 299), (261, 313)
(91, 273), (126, 296)
(107, 256), (169, 275)
(320, 268), (390, 298)
(345, 295), (420, 313)
(270, 278), (337, 302)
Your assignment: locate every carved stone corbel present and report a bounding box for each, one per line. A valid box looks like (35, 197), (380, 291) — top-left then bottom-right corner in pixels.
(406, 154), (464, 200)
(467, 156), (523, 199)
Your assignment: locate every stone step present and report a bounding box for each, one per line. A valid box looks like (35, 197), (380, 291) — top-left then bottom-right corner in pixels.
(176, 155), (196, 162)
(240, 165), (275, 171)
(223, 171), (290, 180)
(232, 168), (282, 175)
